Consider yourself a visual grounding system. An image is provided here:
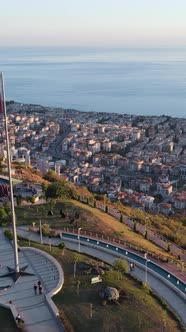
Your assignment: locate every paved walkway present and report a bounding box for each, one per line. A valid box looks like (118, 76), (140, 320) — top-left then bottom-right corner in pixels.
(0, 228), (64, 332)
(15, 226), (186, 327)
(4, 226), (186, 328)
(18, 225), (186, 282)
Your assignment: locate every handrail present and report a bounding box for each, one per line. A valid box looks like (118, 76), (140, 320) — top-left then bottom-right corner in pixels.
(74, 195), (186, 257)
(62, 227), (185, 269)
(60, 231), (186, 298)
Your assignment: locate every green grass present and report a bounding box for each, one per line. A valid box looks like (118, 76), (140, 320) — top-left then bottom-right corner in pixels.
(15, 199), (170, 259)
(19, 240), (185, 332)
(0, 306), (19, 332)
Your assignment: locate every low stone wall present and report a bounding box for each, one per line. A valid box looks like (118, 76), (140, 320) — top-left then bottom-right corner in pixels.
(21, 247), (64, 319)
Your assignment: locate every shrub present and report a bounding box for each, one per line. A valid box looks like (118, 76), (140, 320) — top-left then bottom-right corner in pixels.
(45, 180), (75, 199)
(0, 207), (8, 224)
(133, 221), (137, 232)
(39, 223), (51, 236)
(167, 243), (171, 252)
(144, 230), (148, 239)
(4, 229), (13, 240)
(113, 258), (128, 274)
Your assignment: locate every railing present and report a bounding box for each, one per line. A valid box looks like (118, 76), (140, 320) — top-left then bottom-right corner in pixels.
(62, 227), (185, 269)
(60, 230), (186, 299)
(74, 195), (186, 257)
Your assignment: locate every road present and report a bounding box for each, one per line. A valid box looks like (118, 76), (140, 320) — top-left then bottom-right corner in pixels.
(48, 123), (71, 159)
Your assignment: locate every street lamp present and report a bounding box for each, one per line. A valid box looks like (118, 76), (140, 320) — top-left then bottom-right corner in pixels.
(145, 217), (149, 232)
(28, 233), (32, 247)
(39, 219), (43, 245)
(48, 235), (51, 251)
(74, 259), (77, 279)
(78, 227), (81, 253)
(145, 258), (150, 285)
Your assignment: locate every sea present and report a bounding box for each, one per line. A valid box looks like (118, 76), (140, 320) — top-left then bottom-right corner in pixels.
(0, 46), (186, 118)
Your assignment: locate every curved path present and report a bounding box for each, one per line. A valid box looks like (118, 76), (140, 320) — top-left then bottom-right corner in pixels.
(0, 228), (64, 332)
(61, 232), (186, 296)
(60, 232), (186, 326)
(14, 226), (186, 327)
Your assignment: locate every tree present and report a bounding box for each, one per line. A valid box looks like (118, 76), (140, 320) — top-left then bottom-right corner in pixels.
(58, 242), (66, 256)
(133, 221), (137, 232)
(144, 230), (148, 239)
(43, 170), (61, 182)
(45, 180), (73, 199)
(16, 194), (23, 207)
(3, 201), (10, 215)
(0, 155), (3, 166)
(26, 195), (36, 208)
(154, 193), (163, 203)
(4, 229), (13, 240)
(104, 205), (108, 213)
(41, 182), (47, 198)
(113, 258), (128, 279)
(167, 243), (171, 253)
(0, 207), (8, 224)
(47, 198), (56, 211)
(41, 223), (51, 236)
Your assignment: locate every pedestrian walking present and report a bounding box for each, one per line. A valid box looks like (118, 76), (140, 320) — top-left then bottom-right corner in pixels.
(38, 280), (41, 287)
(16, 313), (24, 325)
(39, 284), (42, 294)
(34, 283), (37, 294)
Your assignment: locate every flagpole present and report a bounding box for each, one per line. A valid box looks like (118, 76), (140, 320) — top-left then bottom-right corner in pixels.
(1, 72), (19, 273)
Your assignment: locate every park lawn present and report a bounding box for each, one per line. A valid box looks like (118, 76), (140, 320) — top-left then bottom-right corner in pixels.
(0, 306), (19, 332)
(67, 200), (169, 256)
(19, 241), (184, 332)
(15, 199), (169, 259)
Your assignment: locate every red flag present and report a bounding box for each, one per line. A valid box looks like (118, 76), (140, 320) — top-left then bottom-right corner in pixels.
(0, 72), (4, 114)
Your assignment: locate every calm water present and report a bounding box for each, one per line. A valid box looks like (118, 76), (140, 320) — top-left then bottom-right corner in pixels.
(0, 46), (186, 118)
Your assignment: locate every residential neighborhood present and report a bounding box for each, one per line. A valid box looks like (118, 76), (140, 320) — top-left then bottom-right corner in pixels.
(0, 101), (186, 216)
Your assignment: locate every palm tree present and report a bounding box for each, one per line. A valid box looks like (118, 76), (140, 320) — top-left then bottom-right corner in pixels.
(58, 242), (66, 255)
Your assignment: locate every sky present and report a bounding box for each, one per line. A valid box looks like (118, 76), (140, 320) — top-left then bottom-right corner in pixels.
(1, 0), (186, 47)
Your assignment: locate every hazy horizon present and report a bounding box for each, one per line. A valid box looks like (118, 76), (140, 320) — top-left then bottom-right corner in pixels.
(1, 1), (186, 47)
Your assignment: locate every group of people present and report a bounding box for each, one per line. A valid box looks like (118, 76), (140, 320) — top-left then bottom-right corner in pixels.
(15, 280), (43, 326)
(16, 313), (24, 325)
(34, 280), (42, 294)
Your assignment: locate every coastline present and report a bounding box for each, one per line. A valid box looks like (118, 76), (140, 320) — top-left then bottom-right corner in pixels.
(1, 47), (186, 118)
(6, 100), (186, 121)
